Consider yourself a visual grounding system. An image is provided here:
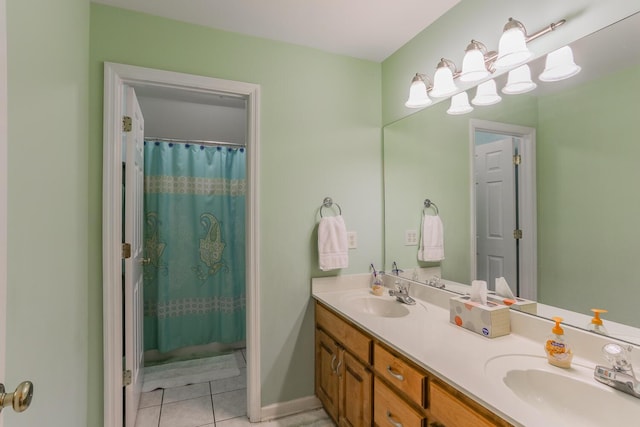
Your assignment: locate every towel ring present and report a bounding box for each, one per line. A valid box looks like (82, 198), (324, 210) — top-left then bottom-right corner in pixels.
(320, 197), (342, 217)
(423, 199), (439, 215)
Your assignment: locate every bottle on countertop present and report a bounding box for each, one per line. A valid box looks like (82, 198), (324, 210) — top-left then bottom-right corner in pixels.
(372, 272), (384, 296)
(545, 316), (573, 368)
(370, 264), (384, 296)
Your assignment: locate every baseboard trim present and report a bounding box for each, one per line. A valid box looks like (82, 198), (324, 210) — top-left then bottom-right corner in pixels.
(260, 395), (323, 421)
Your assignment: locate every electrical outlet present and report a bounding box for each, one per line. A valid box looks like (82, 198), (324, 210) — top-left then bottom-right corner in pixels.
(405, 229), (418, 246)
(347, 231), (357, 249)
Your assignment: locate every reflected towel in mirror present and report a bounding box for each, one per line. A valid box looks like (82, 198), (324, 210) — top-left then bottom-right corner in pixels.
(418, 214), (444, 262)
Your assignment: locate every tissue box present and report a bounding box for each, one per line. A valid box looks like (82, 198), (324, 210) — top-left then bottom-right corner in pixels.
(450, 295), (510, 338)
(486, 295), (537, 315)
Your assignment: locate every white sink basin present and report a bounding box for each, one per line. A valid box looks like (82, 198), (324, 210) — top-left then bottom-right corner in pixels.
(347, 296), (410, 318)
(484, 354), (639, 426)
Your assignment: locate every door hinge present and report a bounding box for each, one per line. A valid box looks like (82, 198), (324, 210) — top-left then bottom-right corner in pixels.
(122, 116), (132, 132)
(513, 229), (523, 240)
(123, 370), (132, 387)
(513, 154), (522, 165)
(122, 242), (131, 259)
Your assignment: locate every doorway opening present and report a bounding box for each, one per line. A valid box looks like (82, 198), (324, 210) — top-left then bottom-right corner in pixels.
(469, 119), (537, 300)
(136, 87), (248, 362)
(103, 63), (261, 427)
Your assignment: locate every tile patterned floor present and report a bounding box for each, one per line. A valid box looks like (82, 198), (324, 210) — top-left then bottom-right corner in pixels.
(135, 349), (334, 427)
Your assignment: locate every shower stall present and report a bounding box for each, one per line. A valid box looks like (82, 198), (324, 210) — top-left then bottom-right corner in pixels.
(142, 139), (247, 361)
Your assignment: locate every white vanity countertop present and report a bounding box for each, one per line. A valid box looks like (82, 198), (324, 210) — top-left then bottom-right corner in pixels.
(311, 276), (633, 427)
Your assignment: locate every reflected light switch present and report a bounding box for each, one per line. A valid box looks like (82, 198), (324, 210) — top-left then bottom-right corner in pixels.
(405, 230), (418, 246)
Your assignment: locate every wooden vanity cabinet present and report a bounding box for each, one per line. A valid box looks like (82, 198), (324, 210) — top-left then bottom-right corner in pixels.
(315, 301), (513, 427)
(316, 303), (373, 427)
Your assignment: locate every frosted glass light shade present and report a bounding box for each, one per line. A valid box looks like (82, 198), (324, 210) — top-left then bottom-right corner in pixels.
(430, 65), (458, 98)
(472, 79), (502, 106)
(447, 92), (473, 115)
(405, 78), (432, 108)
(460, 49), (490, 83)
(502, 64), (537, 94)
(539, 46), (581, 82)
(495, 27), (533, 68)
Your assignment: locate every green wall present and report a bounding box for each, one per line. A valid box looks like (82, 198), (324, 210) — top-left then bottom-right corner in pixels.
(6, 0), (89, 426)
(537, 62), (640, 326)
(88, 3), (383, 415)
(382, 0), (640, 125)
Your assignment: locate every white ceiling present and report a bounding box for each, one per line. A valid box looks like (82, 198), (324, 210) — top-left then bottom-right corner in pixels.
(91, 0), (461, 62)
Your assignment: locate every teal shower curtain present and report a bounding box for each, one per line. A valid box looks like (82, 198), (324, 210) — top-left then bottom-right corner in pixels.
(143, 140), (246, 353)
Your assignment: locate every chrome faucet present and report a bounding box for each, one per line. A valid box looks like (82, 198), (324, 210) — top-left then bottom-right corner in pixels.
(426, 275), (445, 289)
(594, 343), (640, 399)
(388, 280), (416, 305)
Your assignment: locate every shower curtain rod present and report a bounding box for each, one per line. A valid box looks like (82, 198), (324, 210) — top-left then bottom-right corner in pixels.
(145, 137), (246, 148)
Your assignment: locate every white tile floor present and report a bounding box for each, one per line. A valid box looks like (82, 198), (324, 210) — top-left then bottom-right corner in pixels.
(135, 349), (335, 427)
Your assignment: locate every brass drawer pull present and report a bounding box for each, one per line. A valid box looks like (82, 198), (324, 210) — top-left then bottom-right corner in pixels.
(386, 410), (403, 427)
(386, 366), (404, 381)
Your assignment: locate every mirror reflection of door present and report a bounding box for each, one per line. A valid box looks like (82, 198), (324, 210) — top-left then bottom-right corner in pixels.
(474, 132), (520, 293)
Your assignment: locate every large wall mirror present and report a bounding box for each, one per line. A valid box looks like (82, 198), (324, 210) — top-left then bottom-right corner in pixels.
(383, 11), (640, 343)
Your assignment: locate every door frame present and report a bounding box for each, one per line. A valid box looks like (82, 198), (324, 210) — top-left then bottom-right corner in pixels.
(469, 119), (537, 300)
(0, 1), (7, 426)
(102, 62), (261, 426)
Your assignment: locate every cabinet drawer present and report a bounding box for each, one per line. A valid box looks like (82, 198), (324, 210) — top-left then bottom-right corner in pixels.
(316, 302), (371, 363)
(374, 377), (425, 427)
(429, 381), (495, 427)
(374, 343), (426, 408)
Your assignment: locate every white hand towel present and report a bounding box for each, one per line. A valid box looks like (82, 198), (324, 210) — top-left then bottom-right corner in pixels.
(418, 214), (445, 262)
(318, 215), (349, 271)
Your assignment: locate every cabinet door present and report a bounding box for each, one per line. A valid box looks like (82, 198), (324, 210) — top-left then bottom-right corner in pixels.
(339, 350), (372, 427)
(316, 328), (340, 422)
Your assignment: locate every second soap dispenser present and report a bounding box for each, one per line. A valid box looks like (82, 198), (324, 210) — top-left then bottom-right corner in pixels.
(545, 317), (573, 368)
(587, 308), (609, 336)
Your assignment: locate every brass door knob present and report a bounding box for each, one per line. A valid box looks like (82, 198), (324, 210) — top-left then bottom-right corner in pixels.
(0, 381), (34, 413)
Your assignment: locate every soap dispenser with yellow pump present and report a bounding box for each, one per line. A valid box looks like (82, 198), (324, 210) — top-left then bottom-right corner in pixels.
(545, 317), (573, 368)
(587, 308), (609, 336)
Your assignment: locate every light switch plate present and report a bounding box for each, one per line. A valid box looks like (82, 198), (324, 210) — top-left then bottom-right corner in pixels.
(347, 231), (357, 249)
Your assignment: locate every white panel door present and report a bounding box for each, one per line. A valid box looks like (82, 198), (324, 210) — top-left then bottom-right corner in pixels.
(124, 86), (145, 427)
(475, 138), (517, 291)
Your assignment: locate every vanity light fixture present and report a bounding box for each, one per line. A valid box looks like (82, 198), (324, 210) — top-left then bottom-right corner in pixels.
(502, 64), (537, 94)
(404, 73), (433, 108)
(404, 16), (568, 110)
(495, 18), (534, 68)
(539, 45), (581, 82)
(430, 58), (459, 98)
(472, 79), (502, 106)
(495, 17), (567, 68)
(447, 91), (473, 115)
(460, 40), (494, 83)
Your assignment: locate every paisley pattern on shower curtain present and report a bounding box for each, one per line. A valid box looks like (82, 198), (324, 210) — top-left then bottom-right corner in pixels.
(142, 140), (246, 353)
